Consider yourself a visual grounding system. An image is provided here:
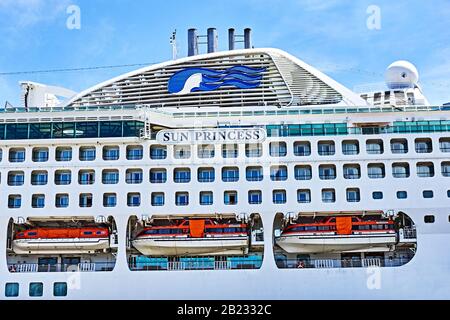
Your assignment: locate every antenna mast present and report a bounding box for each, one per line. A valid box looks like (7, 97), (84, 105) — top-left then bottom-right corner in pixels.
(170, 30), (178, 60)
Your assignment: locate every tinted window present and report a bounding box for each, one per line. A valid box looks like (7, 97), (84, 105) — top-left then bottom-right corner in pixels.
(373, 192), (383, 200)
(424, 215), (435, 224)
(53, 283), (68, 297)
(29, 283), (43, 297)
(5, 283), (19, 297)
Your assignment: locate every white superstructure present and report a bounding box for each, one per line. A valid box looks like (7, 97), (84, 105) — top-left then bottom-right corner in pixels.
(1, 40), (450, 300)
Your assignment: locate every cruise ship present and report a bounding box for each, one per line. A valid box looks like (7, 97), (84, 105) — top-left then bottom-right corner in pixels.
(1, 28), (450, 300)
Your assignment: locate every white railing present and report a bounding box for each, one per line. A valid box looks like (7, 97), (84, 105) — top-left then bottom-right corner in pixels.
(78, 263), (96, 272)
(362, 258), (382, 268)
(14, 263), (38, 273)
(314, 259), (335, 269)
(168, 262), (186, 271)
(214, 261), (232, 270)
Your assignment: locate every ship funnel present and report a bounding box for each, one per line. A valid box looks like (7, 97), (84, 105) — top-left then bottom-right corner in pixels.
(207, 28), (218, 53)
(244, 28), (252, 49)
(228, 28), (235, 50)
(188, 28), (199, 57)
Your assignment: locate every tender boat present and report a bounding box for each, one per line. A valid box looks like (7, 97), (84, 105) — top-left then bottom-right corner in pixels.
(132, 219), (249, 256)
(275, 216), (397, 254)
(12, 228), (111, 254)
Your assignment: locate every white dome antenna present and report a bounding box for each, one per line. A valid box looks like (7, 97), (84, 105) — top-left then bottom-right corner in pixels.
(385, 60), (419, 90)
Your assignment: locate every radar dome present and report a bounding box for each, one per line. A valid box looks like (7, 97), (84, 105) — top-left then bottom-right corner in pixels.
(385, 60), (419, 90)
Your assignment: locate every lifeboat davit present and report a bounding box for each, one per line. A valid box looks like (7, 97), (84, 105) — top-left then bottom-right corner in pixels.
(12, 228), (111, 254)
(132, 219), (249, 256)
(275, 216), (397, 254)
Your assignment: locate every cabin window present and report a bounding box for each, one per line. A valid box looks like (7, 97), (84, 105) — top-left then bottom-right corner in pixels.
(270, 166), (288, 181)
(55, 194), (69, 208)
(391, 139), (408, 154)
(127, 146), (143, 160)
(423, 191), (434, 199)
(56, 147), (72, 161)
(424, 215), (435, 224)
(79, 147), (96, 161)
(415, 138), (433, 153)
(222, 144), (239, 158)
(246, 167), (263, 182)
(200, 192), (213, 206)
(7, 171), (25, 186)
(318, 141), (335, 156)
(342, 140), (360, 155)
(417, 163), (435, 178)
(397, 191), (408, 199)
(84, 231), (93, 235)
(373, 192), (384, 200)
(245, 143), (263, 158)
(198, 144), (215, 159)
(29, 283), (43, 297)
(151, 193), (165, 206)
(297, 190), (311, 203)
(32, 147), (49, 162)
(78, 170), (95, 185)
(79, 194), (93, 208)
(392, 163), (410, 178)
(31, 171), (48, 186)
(293, 142), (311, 156)
(150, 145), (167, 160)
(368, 164), (385, 179)
(343, 165), (361, 179)
(269, 142), (287, 157)
(174, 145), (191, 159)
(55, 171), (72, 185)
(198, 168), (215, 183)
(442, 162), (450, 177)
(319, 165), (336, 180)
(174, 168), (191, 183)
(448, 190), (450, 198)
(53, 282), (68, 297)
(102, 146), (120, 161)
(322, 189), (336, 203)
(440, 138), (450, 153)
(295, 166), (312, 180)
(149, 169), (167, 183)
(9, 148), (26, 163)
(32, 194), (45, 209)
(102, 170), (119, 184)
(8, 195), (21, 209)
(103, 193), (117, 207)
(128, 193), (141, 207)
(126, 169), (143, 184)
(366, 140), (384, 154)
(5, 283), (19, 297)
(175, 192), (189, 206)
(248, 190), (262, 205)
(273, 190), (287, 204)
(222, 167), (239, 182)
(224, 191), (238, 205)
(346, 189), (361, 202)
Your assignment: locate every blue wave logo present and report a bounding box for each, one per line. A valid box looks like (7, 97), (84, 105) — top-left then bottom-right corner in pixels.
(168, 66), (266, 95)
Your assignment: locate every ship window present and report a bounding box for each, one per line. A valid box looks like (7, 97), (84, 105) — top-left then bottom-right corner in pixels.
(224, 191), (238, 205)
(423, 191), (434, 199)
(150, 169), (167, 183)
(198, 144), (215, 159)
(128, 193), (141, 207)
(8, 195), (21, 209)
(346, 188), (361, 202)
(391, 139), (409, 154)
(417, 163), (435, 178)
(31, 171), (48, 186)
(246, 143), (263, 158)
(55, 194), (69, 208)
(343, 164), (361, 180)
(103, 193), (117, 207)
(248, 190), (262, 205)
(200, 191), (213, 206)
(76, 122), (99, 138)
(100, 121), (122, 138)
(9, 148), (25, 163)
(222, 167), (239, 182)
(29, 283), (43, 297)
(318, 141), (335, 156)
(56, 147), (72, 161)
(424, 215), (435, 224)
(8, 171), (25, 186)
(28, 232), (37, 237)
(175, 192), (189, 206)
(198, 168), (215, 183)
(102, 170), (119, 185)
(368, 164), (385, 179)
(392, 163), (410, 178)
(151, 193), (165, 206)
(29, 123), (52, 139)
(79, 147), (96, 161)
(440, 138), (450, 152)
(53, 122), (75, 138)
(150, 146), (167, 160)
(372, 192), (384, 200)
(103, 146), (120, 161)
(366, 140), (384, 154)
(6, 124), (28, 140)
(342, 140), (360, 155)
(397, 191), (408, 199)
(79, 194), (93, 208)
(415, 138), (433, 153)
(273, 190), (287, 204)
(270, 166), (288, 181)
(174, 168), (191, 183)
(448, 190), (450, 198)
(53, 283), (67, 297)
(174, 145), (191, 159)
(222, 144), (238, 158)
(269, 142), (287, 157)
(32, 194), (45, 209)
(297, 190), (311, 203)
(246, 167), (263, 182)
(127, 146), (143, 160)
(5, 283), (19, 297)
(319, 165), (336, 180)
(32, 148), (49, 162)
(294, 142), (311, 156)
(79, 170), (95, 185)
(305, 226), (318, 232)
(442, 162), (450, 177)
(126, 169), (143, 184)
(123, 121), (144, 137)
(295, 165), (312, 180)
(322, 189), (336, 203)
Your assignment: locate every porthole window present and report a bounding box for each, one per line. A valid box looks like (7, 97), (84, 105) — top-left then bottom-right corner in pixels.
(424, 215), (435, 224)
(5, 283), (19, 297)
(29, 283), (43, 297)
(423, 191), (434, 199)
(373, 192), (383, 200)
(53, 283), (67, 297)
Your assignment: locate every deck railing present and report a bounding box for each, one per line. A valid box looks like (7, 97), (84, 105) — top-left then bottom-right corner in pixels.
(8, 262), (115, 273)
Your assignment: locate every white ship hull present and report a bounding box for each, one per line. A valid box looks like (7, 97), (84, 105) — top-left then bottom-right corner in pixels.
(12, 238), (110, 255)
(275, 234), (397, 254)
(132, 237), (249, 256)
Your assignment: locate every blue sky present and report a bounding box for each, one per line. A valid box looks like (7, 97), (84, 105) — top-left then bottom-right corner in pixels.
(1, 0), (449, 106)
